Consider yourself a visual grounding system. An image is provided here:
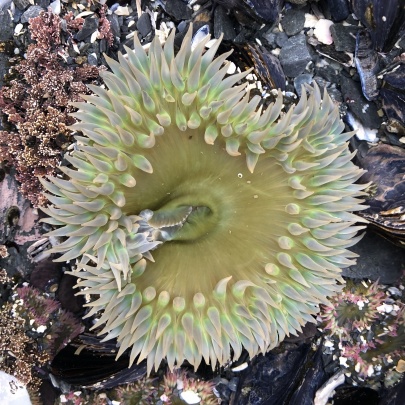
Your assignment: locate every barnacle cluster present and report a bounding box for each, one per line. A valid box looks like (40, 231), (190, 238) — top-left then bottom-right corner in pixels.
(0, 272), (49, 389)
(40, 26), (367, 373)
(319, 279), (405, 385)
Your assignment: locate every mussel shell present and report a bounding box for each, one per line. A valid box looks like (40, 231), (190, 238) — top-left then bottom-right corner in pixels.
(352, 0), (405, 52)
(215, 0), (284, 25)
(234, 343), (328, 405)
(380, 64), (405, 124)
(357, 143), (405, 246)
(50, 333), (146, 388)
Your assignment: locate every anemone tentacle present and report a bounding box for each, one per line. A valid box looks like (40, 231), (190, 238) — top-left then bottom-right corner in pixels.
(40, 26), (368, 374)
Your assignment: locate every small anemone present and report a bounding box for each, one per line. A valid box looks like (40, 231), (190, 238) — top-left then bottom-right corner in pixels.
(320, 280), (386, 337)
(40, 26), (368, 374)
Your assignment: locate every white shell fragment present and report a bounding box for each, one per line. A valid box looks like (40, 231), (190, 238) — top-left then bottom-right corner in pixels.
(49, 0), (61, 15)
(180, 390), (201, 404)
(231, 362), (249, 372)
(114, 6), (130, 16)
(314, 370), (345, 405)
(304, 13), (318, 28)
(0, 371), (32, 405)
(314, 19), (334, 45)
(346, 112), (379, 142)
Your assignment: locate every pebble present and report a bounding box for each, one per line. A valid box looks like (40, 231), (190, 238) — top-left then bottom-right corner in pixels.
(0, 1), (14, 41)
(13, 0), (30, 10)
(294, 73), (313, 94)
(330, 23), (360, 52)
(279, 34), (312, 77)
(136, 12), (152, 37)
(49, 0), (60, 15)
(20, 5), (43, 23)
(313, 19), (334, 45)
(281, 8), (306, 36)
(75, 17), (99, 42)
(165, 0), (192, 21)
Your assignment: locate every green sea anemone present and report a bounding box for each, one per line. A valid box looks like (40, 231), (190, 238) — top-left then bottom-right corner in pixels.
(40, 26), (368, 374)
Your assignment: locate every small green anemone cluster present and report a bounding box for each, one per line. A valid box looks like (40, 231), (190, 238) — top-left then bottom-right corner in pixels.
(40, 26), (368, 373)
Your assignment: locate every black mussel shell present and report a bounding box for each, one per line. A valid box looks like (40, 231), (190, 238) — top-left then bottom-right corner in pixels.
(51, 333), (146, 388)
(215, 0), (284, 25)
(380, 64), (405, 124)
(356, 143), (405, 247)
(234, 343), (328, 405)
(352, 0), (405, 52)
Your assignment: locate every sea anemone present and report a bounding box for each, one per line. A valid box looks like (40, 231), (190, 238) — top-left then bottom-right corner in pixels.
(40, 26), (367, 374)
(320, 280), (386, 337)
(320, 280), (405, 384)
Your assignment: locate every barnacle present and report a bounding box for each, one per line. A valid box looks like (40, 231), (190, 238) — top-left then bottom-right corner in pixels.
(40, 26), (368, 374)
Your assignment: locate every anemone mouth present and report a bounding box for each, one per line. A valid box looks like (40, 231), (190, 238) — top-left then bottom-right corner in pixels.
(40, 26), (368, 374)
(123, 129), (292, 298)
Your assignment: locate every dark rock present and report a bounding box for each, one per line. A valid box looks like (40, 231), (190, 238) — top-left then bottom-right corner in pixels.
(330, 23), (360, 52)
(294, 73), (313, 95)
(340, 74), (382, 129)
(352, 0), (405, 52)
(136, 12), (152, 37)
(36, 0), (51, 8)
(0, 1), (14, 41)
(279, 34), (312, 77)
(13, 0), (30, 10)
(75, 17), (99, 42)
(263, 31), (276, 47)
(316, 63), (342, 84)
(214, 5), (236, 41)
(11, 6), (24, 23)
(281, 8), (306, 36)
(20, 5), (43, 23)
(355, 30), (383, 101)
(107, 13), (120, 39)
(99, 38), (108, 53)
(165, 0), (192, 21)
(275, 31), (289, 47)
(87, 52), (98, 66)
(319, 0), (350, 22)
(343, 232), (405, 284)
